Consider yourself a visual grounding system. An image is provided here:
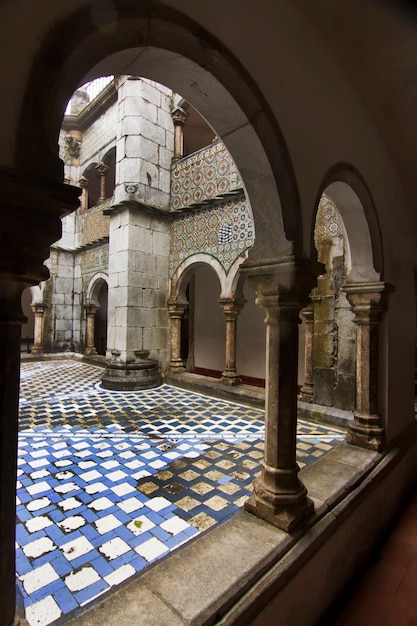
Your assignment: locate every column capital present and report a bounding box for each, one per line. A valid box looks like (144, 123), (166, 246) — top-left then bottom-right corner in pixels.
(85, 304), (98, 317)
(79, 176), (89, 189)
(168, 300), (188, 317)
(30, 303), (46, 314)
(244, 256), (324, 308)
(95, 162), (109, 177)
(217, 297), (246, 318)
(171, 106), (188, 126)
(343, 280), (391, 323)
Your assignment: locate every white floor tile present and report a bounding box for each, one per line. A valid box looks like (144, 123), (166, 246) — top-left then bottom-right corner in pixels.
(134, 537), (169, 562)
(146, 496), (171, 512)
(88, 496), (113, 511)
(99, 537), (130, 560)
(118, 497), (144, 514)
(58, 515), (86, 532)
(94, 513), (122, 535)
(20, 562), (59, 594)
(85, 482), (108, 495)
(55, 482), (78, 494)
(25, 594), (62, 626)
(26, 497), (51, 512)
(160, 516), (190, 535)
(26, 481), (51, 496)
(58, 496), (82, 511)
(80, 469), (102, 482)
(104, 563), (135, 587)
(65, 565), (100, 592)
(127, 515), (155, 536)
(23, 536), (55, 559)
(25, 515), (53, 533)
(61, 535), (94, 561)
(111, 482), (135, 497)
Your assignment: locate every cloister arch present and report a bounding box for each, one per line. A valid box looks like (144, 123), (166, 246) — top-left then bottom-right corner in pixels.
(85, 273), (109, 356)
(15, 2), (301, 264)
(171, 254), (244, 302)
(86, 272), (109, 307)
(312, 165), (383, 283)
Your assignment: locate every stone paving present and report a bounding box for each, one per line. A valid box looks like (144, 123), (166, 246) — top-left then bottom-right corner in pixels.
(16, 360), (345, 626)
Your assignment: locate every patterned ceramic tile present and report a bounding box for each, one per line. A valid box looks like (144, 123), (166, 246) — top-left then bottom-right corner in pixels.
(17, 360), (345, 625)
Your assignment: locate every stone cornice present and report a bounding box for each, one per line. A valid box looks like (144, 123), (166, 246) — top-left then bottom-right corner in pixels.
(62, 81), (117, 132)
(103, 200), (172, 221)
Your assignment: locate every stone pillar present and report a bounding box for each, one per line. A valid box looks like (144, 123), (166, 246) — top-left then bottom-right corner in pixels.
(79, 177), (89, 211)
(186, 275), (195, 372)
(218, 297), (245, 386)
(84, 304), (98, 356)
(344, 281), (387, 451)
(96, 163), (109, 203)
(168, 301), (187, 372)
(171, 107), (188, 161)
(30, 303), (46, 355)
(0, 165), (80, 625)
(299, 302), (314, 402)
(243, 258), (323, 532)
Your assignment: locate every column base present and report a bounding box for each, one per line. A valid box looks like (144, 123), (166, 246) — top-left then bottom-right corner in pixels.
(102, 353), (161, 390)
(299, 383), (313, 403)
(169, 359), (185, 373)
(84, 347), (98, 357)
(244, 476), (314, 533)
(220, 371), (242, 386)
(30, 345), (43, 355)
(346, 415), (385, 451)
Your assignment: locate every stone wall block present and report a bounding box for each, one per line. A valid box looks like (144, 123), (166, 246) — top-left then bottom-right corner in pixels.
(118, 158), (140, 183)
(159, 167), (171, 194)
(140, 81), (162, 107)
(121, 116), (142, 137)
(144, 187), (170, 209)
(140, 118), (165, 146)
(158, 107), (174, 132)
(159, 146), (173, 170)
(138, 159), (159, 187)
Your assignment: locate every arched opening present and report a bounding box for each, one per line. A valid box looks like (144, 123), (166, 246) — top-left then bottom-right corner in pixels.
(301, 169), (386, 451)
(94, 280), (108, 356)
(86, 274), (109, 357)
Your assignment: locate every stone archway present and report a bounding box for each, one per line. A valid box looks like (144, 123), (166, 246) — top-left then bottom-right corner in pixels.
(308, 166), (387, 451)
(85, 273), (109, 357)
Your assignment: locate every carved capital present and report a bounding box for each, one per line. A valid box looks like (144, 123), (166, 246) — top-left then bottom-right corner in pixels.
(171, 106), (188, 126)
(96, 162), (109, 177)
(217, 297), (245, 320)
(343, 281), (388, 325)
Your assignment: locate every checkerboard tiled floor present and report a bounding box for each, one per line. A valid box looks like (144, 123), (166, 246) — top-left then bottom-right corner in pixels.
(16, 360), (345, 625)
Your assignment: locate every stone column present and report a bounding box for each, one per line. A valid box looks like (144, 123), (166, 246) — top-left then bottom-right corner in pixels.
(30, 303), (46, 355)
(96, 163), (109, 203)
(218, 297), (245, 386)
(84, 304), (98, 356)
(168, 300), (187, 372)
(299, 302), (314, 402)
(79, 176), (89, 211)
(171, 107), (188, 161)
(344, 281), (387, 451)
(0, 165), (80, 625)
(243, 258), (323, 532)
(186, 275), (195, 372)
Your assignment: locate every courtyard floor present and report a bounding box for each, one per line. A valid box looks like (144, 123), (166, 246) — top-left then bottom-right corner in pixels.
(16, 359), (345, 626)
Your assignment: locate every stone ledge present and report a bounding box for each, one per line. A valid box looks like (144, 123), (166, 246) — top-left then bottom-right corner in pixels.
(66, 442), (390, 626)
